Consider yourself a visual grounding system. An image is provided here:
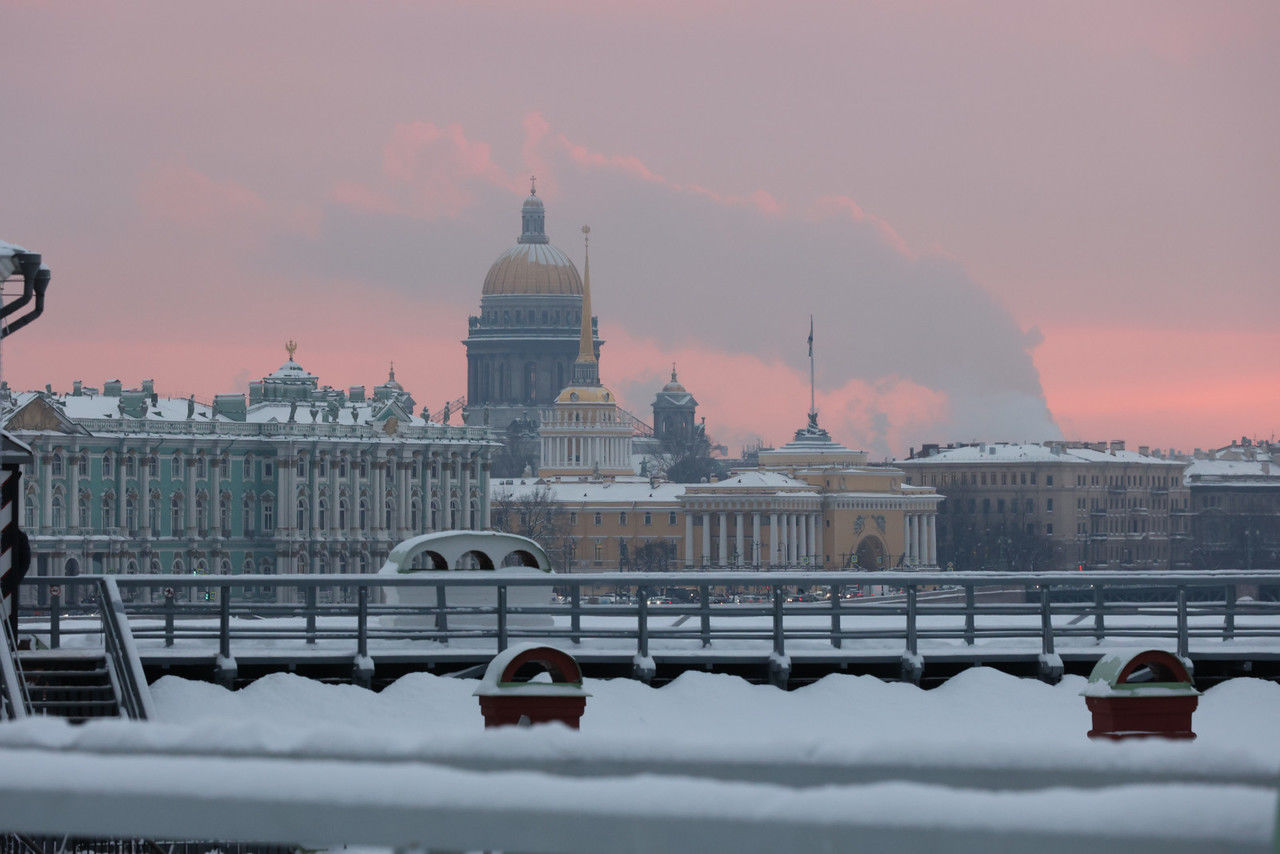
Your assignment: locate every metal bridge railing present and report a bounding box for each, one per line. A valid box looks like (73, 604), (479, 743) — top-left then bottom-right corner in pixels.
(16, 572), (1280, 678)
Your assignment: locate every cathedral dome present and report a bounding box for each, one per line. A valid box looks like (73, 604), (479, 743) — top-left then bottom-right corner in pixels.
(482, 182), (583, 297)
(482, 243), (583, 296)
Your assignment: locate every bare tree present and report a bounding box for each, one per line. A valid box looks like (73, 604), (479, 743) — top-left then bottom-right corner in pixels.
(490, 484), (578, 571)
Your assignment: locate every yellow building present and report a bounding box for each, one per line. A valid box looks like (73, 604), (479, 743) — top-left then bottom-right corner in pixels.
(496, 414), (941, 572)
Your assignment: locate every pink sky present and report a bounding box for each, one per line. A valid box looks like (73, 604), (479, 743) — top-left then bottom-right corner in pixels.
(1, 1), (1276, 458)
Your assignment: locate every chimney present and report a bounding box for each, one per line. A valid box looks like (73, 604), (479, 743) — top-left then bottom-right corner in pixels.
(103, 379), (122, 397)
(1139, 446), (1149, 456)
(349, 385), (366, 403)
(72, 380), (83, 396)
(141, 379), (155, 396)
(212, 393), (247, 422)
(1109, 440), (1125, 453)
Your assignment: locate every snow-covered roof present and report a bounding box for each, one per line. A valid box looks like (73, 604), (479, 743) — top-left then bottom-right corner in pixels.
(688, 471), (811, 490)
(492, 477), (687, 505)
(267, 359), (317, 381)
(900, 443), (1183, 467)
(1184, 457), (1278, 485)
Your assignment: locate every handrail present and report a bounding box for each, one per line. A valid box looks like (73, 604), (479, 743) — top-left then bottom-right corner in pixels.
(0, 618), (29, 719)
(98, 578), (155, 720)
(17, 572), (1280, 683)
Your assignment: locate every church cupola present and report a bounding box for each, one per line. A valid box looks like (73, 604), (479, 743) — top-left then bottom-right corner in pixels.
(518, 176), (549, 245)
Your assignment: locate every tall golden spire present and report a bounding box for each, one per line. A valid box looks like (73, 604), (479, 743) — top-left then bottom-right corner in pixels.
(576, 225), (595, 365)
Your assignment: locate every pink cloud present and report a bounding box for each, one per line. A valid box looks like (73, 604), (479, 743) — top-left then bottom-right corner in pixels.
(330, 120), (524, 219)
(600, 327), (948, 457)
(812, 195), (909, 255)
(137, 162), (320, 239)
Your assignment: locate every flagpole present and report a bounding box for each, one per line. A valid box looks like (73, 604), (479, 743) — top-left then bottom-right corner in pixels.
(808, 315), (815, 422)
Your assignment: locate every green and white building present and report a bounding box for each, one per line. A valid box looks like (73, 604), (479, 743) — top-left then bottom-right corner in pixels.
(1, 347), (497, 604)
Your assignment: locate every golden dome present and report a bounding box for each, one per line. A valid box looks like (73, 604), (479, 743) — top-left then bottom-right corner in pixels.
(555, 385), (614, 404)
(482, 242), (583, 296)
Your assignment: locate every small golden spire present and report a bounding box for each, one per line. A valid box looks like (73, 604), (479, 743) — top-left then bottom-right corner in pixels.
(285, 339), (297, 360)
(577, 225), (594, 365)
(530, 175), (537, 196)
(389, 361), (395, 381)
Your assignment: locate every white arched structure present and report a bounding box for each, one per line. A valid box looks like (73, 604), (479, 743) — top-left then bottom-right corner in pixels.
(378, 531), (553, 628)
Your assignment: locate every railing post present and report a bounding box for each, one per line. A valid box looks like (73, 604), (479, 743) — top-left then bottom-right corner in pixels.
(1176, 585), (1189, 660)
(772, 584), (785, 659)
(699, 584), (711, 648)
(1223, 584), (1236, 641)
(1093, 585), (1105, 643)
(1039, 585), (1054, 656)
(636, 586), (649, 660)
(49, 586), (60, 650)
(905, 585), (918, 657)
(435, 583), (449, 644)
(219, 587), (231, 660)
(357, 585), (369, 660)
(570, 585), (581, 645)
(963, 584), (975, 646)
(496, 585), (508, 652)
(829, 582), (842, 649)
(305, 585), (317, 645)
(163, 587), (175, 648)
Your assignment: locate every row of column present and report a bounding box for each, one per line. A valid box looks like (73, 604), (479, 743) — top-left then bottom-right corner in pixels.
(683, 510), (822, 568)
(540, 430), (630, 472)
(29, 443), (493, 541)
(903, 513), (937, 566)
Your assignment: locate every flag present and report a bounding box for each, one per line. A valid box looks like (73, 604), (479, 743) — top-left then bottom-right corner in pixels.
(807, 316), (813, 358)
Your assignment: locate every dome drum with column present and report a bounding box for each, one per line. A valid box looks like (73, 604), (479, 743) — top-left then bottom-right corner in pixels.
(464, 183), (603, 432)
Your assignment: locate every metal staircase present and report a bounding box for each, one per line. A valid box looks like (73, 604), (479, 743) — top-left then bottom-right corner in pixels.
(0, 577), (153, 722)
(18, 650), (122, 721)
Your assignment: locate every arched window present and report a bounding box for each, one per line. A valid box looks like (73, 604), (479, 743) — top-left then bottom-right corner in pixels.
(338, 498), (348, 530)
(243, 495), (255, 536)
(296, 498), (308, 531)
(318, 498), (328, 530)
(430, 500), (439, 529)
(263, 498), (275, 532)
(52, 494), (65, 528)
(125, 496), (137, 533)
(358, 499), (368, 529)
(78, 492), (90, 529)
(171, 494), (184, 533)
(469, 499), (478, 529)
(51, 453), (64, 477)
(449, 500), (459, 529)
(103, 452), (114, 478)
(24, 496), (36, 529)
(410, 498), (421, 532)
(384, 499), (394, 530)
(148, 491), (161, 531)
(195, 494), (208, 535)
(196, 456), (207, 478)
(219, 494), (231, 536)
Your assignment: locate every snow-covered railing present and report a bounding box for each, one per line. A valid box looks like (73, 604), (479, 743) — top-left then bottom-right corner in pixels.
(0, 738), (1273, 853)
(16, 571), (1280, 686)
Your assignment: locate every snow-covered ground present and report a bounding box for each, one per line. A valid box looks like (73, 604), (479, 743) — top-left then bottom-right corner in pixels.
(0, 666), (1276, 850)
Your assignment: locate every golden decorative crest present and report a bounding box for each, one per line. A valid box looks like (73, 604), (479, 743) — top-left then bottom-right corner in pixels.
(383, 416), (399, 436)
(285, 339), (297, 360)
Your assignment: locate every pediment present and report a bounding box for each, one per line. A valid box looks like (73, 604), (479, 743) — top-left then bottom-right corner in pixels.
(4, 396), (89, 435)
